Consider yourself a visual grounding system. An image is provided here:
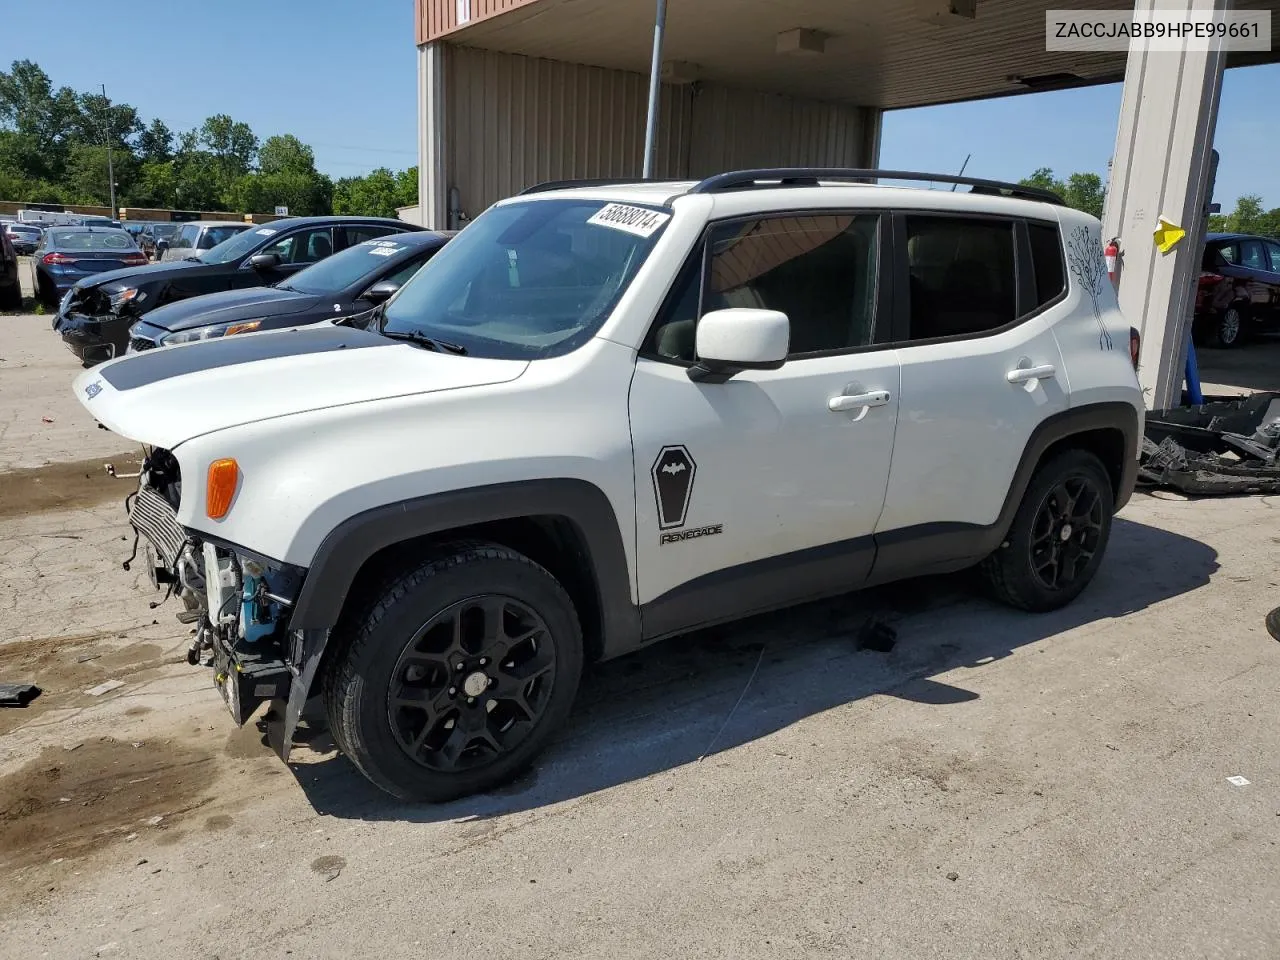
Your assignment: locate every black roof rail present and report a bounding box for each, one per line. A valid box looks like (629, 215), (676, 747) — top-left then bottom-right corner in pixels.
(518, 177), (688, 196)
(688, 168), (1065, 205)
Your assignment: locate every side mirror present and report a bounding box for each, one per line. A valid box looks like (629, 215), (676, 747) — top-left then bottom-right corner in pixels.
(363, 279), (401, 305)
(248, 252), (281, 270)
(689, 308), (789, 383)
(155, 239), (169, 252)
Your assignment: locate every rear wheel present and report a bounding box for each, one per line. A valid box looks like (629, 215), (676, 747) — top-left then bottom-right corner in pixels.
(981, 450), (1114, 612)
(323, 542), (583, 802)
(1206, 304), (1246, 348)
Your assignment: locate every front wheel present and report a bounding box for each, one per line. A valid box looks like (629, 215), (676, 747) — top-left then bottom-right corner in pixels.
(323, 542), (583, 802)
(981, 450), (1115, 612)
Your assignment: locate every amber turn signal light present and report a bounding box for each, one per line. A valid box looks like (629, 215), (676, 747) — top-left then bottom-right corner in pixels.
(206, 458), (240, 519)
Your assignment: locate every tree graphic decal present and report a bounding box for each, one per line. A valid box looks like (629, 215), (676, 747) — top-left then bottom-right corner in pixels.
(1066, 225), (1113, 351)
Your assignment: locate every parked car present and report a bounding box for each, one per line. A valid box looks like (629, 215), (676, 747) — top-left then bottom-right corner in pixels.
(139, 223), (181, 260)
(73, 169), (1143, 801)
(5, 222), (43, 256)
(34, 227), (148, 312)
(0, 226), (20, 310)
(157, 221), (252, 261)
(55, 216), (414, 364)
(1194, 232), (1280, 347)
(128, 229), (447, 350)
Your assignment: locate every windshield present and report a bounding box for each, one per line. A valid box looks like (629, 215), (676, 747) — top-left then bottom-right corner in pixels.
(282, 238), (420, 295)
(198, 224), (277, 264)
(381, 199), (670, 359)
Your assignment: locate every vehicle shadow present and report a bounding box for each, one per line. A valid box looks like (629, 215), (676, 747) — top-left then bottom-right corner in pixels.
(288, 515), (1218, 822)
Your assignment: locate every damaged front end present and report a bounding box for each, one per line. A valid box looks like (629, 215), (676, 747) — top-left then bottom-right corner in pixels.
(124, 447), (315, 756)
(57, 284), (146, 366)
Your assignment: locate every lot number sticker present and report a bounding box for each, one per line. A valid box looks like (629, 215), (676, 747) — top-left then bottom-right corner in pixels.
(587, 203), (670, 238)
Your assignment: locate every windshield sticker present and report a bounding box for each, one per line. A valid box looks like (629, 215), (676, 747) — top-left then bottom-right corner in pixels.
(368, 246), (400, 257)
(586, 203), (670, 238)
(255, 228), (277, 236)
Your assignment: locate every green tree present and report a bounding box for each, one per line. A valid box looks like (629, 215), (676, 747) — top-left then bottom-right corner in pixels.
(1062, 172), (1104, 220)
(333, 167), (405, 217)
(1226, 194), (1264, 234)
(1019, 168), (1105, 219)
(199, 114), (258, 177)
(137, 119), (174, 164)
(258, 134), (316, 175)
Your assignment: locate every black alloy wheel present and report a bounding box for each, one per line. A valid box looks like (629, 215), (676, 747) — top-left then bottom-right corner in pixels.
(387, 595), (557, 772)
(1028, 475), (1106, 592)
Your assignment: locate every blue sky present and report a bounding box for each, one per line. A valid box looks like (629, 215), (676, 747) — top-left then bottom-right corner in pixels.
(1, 1), (1275, 208)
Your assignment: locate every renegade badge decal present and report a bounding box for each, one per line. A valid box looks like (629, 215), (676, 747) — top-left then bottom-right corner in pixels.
(84, 380), (102, 399)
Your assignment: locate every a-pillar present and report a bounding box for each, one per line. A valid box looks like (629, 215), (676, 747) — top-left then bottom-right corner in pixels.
(1101, 0), (1230, 410)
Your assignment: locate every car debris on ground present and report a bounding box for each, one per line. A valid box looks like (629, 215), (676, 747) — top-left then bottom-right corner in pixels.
(0, 682), (42, 706)
(1139, 392), (1280, 495)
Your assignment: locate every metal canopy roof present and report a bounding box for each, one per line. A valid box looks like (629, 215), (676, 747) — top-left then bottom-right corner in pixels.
(430, 0), (1280, 109)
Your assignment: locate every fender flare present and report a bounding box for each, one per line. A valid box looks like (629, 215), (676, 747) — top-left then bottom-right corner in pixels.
(287, 477), (640, 651)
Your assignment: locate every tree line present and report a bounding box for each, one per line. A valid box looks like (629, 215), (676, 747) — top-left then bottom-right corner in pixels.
(1022, 167), (1279, 239)
(0, 60), (417, 218)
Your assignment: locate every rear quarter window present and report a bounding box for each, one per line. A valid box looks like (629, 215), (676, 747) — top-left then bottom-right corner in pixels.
(1028, 222), (1066, 307)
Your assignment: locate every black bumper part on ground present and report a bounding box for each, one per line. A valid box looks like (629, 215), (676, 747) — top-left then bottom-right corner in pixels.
(1140, 392), (1280, 495)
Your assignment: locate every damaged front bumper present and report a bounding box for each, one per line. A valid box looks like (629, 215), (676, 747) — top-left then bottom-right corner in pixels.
(55, 288), (139, 367)
(1140, 392), (1280, 495)
(125, 459), (322, 760)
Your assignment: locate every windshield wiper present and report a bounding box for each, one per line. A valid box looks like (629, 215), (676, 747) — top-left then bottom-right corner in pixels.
(183, 255), (202, 262)
(380, 329), (468, 355)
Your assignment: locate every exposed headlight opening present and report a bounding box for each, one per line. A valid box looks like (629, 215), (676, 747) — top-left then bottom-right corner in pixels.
(109, 287), (145, 311)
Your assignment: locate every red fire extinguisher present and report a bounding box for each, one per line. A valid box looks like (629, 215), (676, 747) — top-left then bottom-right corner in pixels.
(1104, 237), (1120, 285)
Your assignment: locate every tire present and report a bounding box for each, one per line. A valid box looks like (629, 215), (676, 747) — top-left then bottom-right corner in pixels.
(323, 541), (583, 802)
(37, 273), (58, 311)
(981, 450), (1115, 612)
(1206, 304), (1246, 348)
(0, 280), (20, 312)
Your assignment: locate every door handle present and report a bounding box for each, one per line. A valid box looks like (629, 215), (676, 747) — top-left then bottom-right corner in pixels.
(828, 390), (891, 413)
(1006, 364), (1057, 384)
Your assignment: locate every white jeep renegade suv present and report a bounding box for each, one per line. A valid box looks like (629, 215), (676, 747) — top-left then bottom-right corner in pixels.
(74, 168), (1144, 801)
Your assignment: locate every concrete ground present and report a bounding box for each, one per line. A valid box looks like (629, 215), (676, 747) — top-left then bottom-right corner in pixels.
(2, 311), (1280, 959)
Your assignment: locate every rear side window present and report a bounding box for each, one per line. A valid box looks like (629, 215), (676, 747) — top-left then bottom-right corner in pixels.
(177, 225), (200, 247)
(904, 216), (1016, 340)
(345, 225), (397, 246)
(1028, 222), (1066, 307)
(1239, 239), (1267, 270)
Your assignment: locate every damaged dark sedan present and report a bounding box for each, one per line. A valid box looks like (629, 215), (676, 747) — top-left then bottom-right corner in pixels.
(54, 215), (414, 366)
(127, 230), (450, 350)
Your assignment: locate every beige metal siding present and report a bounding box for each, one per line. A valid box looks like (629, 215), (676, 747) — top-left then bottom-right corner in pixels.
(445, 45), (690, 221)
(688, 85), (867, 174)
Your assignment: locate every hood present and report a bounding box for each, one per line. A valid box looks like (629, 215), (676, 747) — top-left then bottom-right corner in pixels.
(72, 323), (528, 450)
(72, 258), (203, 293)
(143, 285), (318, 331)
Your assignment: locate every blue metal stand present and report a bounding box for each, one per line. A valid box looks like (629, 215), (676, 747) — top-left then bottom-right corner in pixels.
(1185, 336), (1204, 406)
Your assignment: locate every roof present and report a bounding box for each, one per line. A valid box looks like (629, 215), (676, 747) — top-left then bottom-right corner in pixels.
(174, 220), (254, 228)
(505, 168), (1069, 213)
(46, 225), (131, 233)
(427, 0), (1280, 110)
(1205, 232), (1274, 243)
(255, 215), (409, 230)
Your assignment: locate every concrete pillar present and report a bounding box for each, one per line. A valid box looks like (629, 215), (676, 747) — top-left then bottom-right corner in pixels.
(1101, 0), (1230, 410)
(417, 42), (448, 231)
